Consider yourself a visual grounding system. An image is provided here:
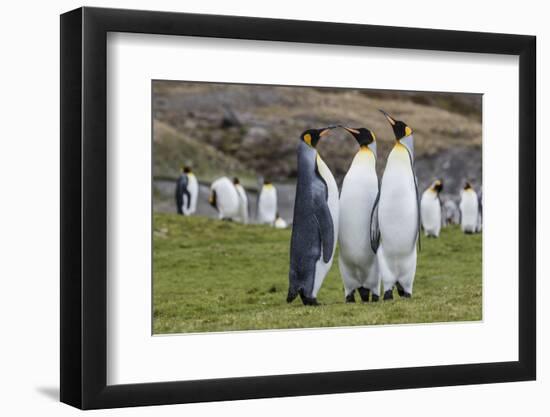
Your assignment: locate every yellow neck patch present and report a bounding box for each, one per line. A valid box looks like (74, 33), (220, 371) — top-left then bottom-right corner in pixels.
(355, 146), (375, 165)
(393, 142), (411, 161)
(359, 145), (372, 153)
(303, 133), (312, 146)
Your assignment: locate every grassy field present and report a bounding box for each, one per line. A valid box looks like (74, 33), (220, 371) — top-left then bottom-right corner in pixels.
(153, 214), (482, 334)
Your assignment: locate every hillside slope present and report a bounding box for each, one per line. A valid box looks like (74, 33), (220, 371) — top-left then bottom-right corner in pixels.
(154, 120), (255, 185)
(153, 82), (482, 187)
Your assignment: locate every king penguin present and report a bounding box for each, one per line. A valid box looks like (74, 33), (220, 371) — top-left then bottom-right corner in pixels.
(374, 110), (420, 300)
(288, 126), (338, 305)
(182, 166), (198, 216)
(257, 181), (277, 225)
(420, 179), (443, 237)
(175, 166), (191, 215)
(209, 176), (241, 221)
(459, 181), (479, 234)
(338, 126), (380, 303)
(233, 177), (249, 224)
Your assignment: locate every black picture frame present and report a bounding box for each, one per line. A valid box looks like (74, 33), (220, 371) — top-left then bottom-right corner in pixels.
(60, 6), (536, 410)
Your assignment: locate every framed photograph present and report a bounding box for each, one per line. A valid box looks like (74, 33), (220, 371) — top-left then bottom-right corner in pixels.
(60, 6), (536, 410)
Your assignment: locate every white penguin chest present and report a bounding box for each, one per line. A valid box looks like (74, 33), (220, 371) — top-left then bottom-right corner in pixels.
(316, 155), (339, 229)
(379, 144), (418, 248)
(259, 188), (277, 211)
(460, 190), (479, 227)
(311, 154), (339, 297)
(212, 178), (240, 217)
(187, 174), (198, 195)
(339, 150), (378, 253)
(236, 184), (248, 205)
(421, 191), (441, 225)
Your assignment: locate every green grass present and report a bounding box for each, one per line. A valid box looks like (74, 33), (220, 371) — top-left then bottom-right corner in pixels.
(153, 214), (482, 334)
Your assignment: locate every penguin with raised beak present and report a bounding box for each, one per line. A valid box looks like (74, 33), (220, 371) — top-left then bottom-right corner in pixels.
(288, 126), (339, 305)
(373, 110), (421, 300)
(338, 126), (380, 302)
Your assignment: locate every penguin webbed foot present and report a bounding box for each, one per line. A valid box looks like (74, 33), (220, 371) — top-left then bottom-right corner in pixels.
(288, 288), (320, 306)
(345, 290), (356, 303)
(300, 295), (320, 306)
(395, 282), (412, 299)
(395, 282), (405, 297)
(357, 287), (371, 303)
(286, 287), (298, 303)
(383, 289), (394, 301)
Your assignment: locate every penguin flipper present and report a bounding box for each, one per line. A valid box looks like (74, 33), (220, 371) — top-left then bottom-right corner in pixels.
(184, 188), (191, 209)
(414, 175), (422, 252)
(370, 191), (381, 253)
(175, 184), (183, 214)
(312, 168), (334, 264)
(313, 200), (334, 264)
(176, 174), (189, 213)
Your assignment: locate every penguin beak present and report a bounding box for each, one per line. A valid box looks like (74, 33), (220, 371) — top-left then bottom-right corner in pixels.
(319, 125), (338, 137)
(342, 126), (360, 135)
(379, 109), (396, 126)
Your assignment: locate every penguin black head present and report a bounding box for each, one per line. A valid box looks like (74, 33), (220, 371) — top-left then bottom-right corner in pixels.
(233, 177), (240, 185)
(432, 180), (443, 193)
(341, 126), (377, 158)
(341, 126), (376, 147)
(300, 126), (336, 148)
(379, 110), (413, 140)
(182, 166), (192, 174)
(464, 181), (472, 190)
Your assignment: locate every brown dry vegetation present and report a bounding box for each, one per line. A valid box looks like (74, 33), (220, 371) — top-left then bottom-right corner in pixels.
(153, 81), (481, 188)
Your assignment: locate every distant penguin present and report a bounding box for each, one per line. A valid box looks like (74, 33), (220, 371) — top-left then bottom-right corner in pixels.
(175, 167), (191, 215)
(288, 126), (338, 305)
(182, 166), (198, 216)
(476, 187), (483, 233)
(421, 180), (443, 237)
(443, 199), (460, 226)
(209, 177), (241, 221)
(274, 213), (288, 229)
(374, 110), (420, 300)
(258, 181), (277, 224)
(233, 177), (249, 224)
(459, 182), (479, 234)
(338, 126), (380, 303)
